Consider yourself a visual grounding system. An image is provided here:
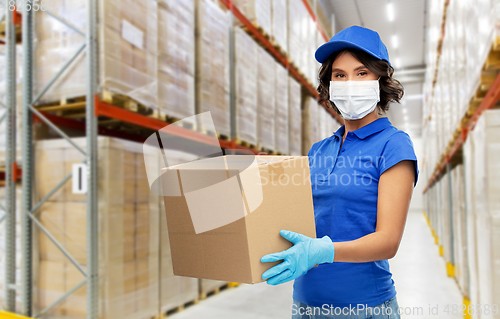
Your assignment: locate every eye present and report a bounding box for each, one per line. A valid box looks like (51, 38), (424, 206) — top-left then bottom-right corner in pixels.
(358, 71), (368, 76)
(334, 74), (345, 78)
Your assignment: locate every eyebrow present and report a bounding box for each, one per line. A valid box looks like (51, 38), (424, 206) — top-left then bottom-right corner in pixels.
(332, 66), (368, 73)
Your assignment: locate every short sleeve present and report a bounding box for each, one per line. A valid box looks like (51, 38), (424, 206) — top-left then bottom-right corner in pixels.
(307, 142), (318, 168)
(378, 132), (419, 187)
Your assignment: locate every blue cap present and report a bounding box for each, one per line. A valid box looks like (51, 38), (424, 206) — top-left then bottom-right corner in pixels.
(315, 25), (391, 66)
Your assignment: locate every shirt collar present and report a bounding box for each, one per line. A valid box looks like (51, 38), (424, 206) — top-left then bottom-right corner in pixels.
(333, 117), (392, 140)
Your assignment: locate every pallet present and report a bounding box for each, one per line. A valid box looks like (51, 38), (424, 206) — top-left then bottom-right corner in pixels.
(101, 91), (152, 114)
(234, 138), (258, 151)
(164, 115), (197, 131)
(483, 49), (500, 71)
(270, 39), (287, 58)
(241, 24), (282, 59)
(259, 146), (278, 155)
(241, 23), (270, 41)
(158, 298), (200, 318)
(0, 21), (22, 43)
(198, 126), (230, 141)
(199, 283), (231, 300)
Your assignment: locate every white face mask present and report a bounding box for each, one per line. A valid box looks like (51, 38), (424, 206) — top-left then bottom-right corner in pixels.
(329, 80), (380, 120)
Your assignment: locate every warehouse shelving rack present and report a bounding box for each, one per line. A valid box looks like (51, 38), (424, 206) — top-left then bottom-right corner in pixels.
(421, 1), (500, 313)
(422, 69), (500, 193)
(1, 6), (21, 314)
(219, 0), (343, 125)
(0, 0), (338, 318)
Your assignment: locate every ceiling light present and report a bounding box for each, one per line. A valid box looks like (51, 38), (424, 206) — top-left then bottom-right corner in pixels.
(387, 2), (395, 22)
(391, 35), (398, 49)
(394, 58), (401, 68)
(402, 108), (407, 114)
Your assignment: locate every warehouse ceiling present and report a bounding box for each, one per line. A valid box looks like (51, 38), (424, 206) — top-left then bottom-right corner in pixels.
(318, 0), (427, 137)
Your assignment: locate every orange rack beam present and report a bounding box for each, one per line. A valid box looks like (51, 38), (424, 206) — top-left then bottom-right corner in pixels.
(301, 0), (329, 42)
(0, 163), (22, 184)
(219, 0), (343, 125)
(423, 70), (500, 194)
(95, 96), (263, 155)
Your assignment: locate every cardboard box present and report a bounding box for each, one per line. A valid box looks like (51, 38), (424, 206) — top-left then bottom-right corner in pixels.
(161, 155), (316, 283)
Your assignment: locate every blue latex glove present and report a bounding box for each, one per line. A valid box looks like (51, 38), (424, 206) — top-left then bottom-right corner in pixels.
(261, 230), (335, 285)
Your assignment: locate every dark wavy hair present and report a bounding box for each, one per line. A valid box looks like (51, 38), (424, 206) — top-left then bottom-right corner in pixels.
(317, 48), (404, 115)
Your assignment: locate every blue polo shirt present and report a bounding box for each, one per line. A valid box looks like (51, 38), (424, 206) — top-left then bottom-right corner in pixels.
(293, 117), (418, 308)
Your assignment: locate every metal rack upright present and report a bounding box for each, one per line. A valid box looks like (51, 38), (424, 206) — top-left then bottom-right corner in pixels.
(20, 1), (99, 317)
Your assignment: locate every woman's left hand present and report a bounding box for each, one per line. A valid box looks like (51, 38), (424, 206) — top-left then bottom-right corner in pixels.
(261, 230), (335, 285)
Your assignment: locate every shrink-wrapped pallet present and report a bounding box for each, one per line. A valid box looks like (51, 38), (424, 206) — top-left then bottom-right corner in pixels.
(34, 137), (161, 319)
(275, 63), (289, 154)
(288, 0), (308, 77)
(424, 0), (498, 172)
(271, 0), (287, 53)
(317, 106), (328, 140)
(288, 77), (301, 156)
(34, 0), (159, 109)
(469, 109), (500, 314)
(302, 96), (319, 155)
(199, 279), (228, 299)
(451, 164), (468, 295)
(234, 27), (258, 146)
(233, 0), (271, 36)
(195, 0), (230, 137)
(305, 17), (317, 83)
(314, 29), (324, 88)
(158, 0), (196, 121)
(257, 46), (276, 151)
(462, 134), (480, 313)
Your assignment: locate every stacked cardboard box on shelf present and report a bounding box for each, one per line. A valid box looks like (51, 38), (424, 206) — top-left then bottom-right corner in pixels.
(234, 27), (258, 146)
(34, 137), (206, 318)
(257, 46), (276, 151)
(467, 110), (500, 313)
(288, 77), (302, 156)
(158, 0), (196, 121)
(451, 164), (468, 295)
(275, 63), (289, 155)
(301, 96), (319, 155)
(233, 0), (272, 36)
(422, 0), (500, 309)
(34, 0), (159, 109)
(271, 0), (287, 53)
(287, 0), (307, 81)
(195, 0), (230, 137)
(317, 107), (328, 140)
(422, 0), (498, 173)
(462, 133), (480, 310)
(35, 137), (160, 318)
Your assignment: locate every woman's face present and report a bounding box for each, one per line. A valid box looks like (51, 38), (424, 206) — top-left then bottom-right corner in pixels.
(330, 51), (378, 82)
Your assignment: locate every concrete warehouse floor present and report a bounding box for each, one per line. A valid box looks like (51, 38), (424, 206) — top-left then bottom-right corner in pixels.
(170, 210), (463, 319)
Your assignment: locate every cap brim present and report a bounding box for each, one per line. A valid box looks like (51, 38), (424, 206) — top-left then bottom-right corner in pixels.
(315, 40), (391, 67)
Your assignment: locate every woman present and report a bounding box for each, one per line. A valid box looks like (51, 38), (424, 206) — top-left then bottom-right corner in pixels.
(261, 26), (418, 318)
